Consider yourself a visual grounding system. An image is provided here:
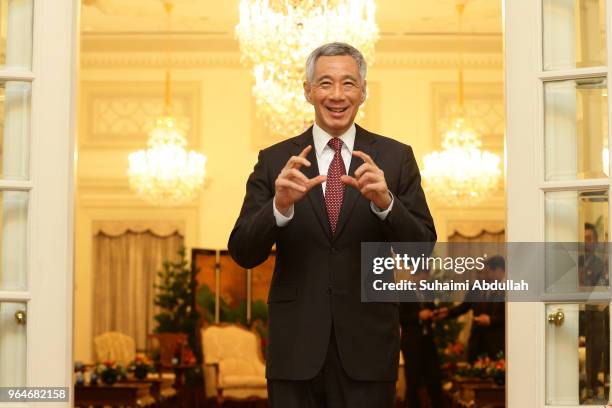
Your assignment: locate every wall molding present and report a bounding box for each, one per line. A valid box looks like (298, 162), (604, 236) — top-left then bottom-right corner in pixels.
(80, 33), (502, 70)
(79, 81), (202, 149)
(78, 176), (210, 209)
(81, 52), (502, 70)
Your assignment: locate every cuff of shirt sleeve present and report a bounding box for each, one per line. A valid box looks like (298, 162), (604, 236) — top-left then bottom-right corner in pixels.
(273, 197), (294, 227)
(370, 191), (394, 220)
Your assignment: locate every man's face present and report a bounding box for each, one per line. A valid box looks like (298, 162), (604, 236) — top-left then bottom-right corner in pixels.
(304, 55), (366, 136)
(490, 267), (505, 281)
(585, 228), (597, 253)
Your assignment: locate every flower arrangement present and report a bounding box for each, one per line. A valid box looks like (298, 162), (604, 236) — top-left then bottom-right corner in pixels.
(490, 356), (506, 385)
(181, 346), (197, 366)
(456, 352), (505, 385)
(127, 355), (155, 380)
(96, 361), (125, 385)
(440, 341), (465, 371)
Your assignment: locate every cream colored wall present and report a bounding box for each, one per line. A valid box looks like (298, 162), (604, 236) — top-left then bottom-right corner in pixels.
(75, 44), (504, 362)
(367, 65), (505, 240)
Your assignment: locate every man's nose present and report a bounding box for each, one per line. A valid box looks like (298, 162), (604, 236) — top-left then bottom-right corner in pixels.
(330, 83), (345, 99)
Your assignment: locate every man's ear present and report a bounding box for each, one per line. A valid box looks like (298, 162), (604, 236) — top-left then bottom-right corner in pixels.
(360, 80), (367, 104)
(303, 81), (313, 105)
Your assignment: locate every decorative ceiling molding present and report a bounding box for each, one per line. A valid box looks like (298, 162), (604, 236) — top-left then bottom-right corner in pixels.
(81, 52), (241, 68)
(81, 51), (502, 70)
(80, 0), (501, 35)
(81, 32), (501, 53)
(80, 32), (502, 69)
(375, 53), (502, 69)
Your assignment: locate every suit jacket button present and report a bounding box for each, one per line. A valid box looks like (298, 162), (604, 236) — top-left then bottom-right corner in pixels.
(331, 247), (337, 253)
(327, 286), (333, 294)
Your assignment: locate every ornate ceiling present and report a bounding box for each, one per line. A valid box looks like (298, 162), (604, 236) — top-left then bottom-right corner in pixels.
(81, 0), (502, 36)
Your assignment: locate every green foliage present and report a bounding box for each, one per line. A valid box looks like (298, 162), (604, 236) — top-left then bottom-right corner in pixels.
(196, 285), (256, 326)
(195, 284), (215, 323)
(251, 300), (269, 323)
(153, 247), (200, 357)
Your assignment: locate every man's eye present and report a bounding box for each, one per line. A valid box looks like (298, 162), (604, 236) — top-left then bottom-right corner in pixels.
(320, 82), (332, 88)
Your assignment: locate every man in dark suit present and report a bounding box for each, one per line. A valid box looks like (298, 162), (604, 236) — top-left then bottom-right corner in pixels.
(438, 256), (506, 362)
(400, 286), (444, 408)
(228, 42), (436, 407)
(579, 222), (606, 287)
(578, 223), (609, 400)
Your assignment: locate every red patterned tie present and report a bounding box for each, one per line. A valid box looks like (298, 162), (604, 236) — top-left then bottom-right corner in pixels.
(325, 137), (346, 235)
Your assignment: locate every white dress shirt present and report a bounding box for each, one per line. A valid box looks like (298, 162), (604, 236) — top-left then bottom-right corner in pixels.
(273, 123), (394, 227)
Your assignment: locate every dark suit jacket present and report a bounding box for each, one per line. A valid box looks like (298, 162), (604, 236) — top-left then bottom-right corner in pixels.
(228, 124), (436, 381)
(447, 291), (505, 361)
(399, 301), (439, 362)
(399, 301), (442, 386)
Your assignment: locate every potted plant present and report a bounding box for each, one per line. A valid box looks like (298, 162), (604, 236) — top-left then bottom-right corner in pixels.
(96, 361), (121, 385)
(152, 247), (201, 387)
(127, 355), (155, 380)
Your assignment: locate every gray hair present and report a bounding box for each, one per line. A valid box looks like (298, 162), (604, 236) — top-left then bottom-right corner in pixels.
(304, 42), (367, 83)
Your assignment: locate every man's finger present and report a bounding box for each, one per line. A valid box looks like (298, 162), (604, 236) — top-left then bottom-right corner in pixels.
(340, 175), (359, 189)
(356, 172), (379, 188)
(308, 175), (327, 189)
(286, 168), (310, 185)
(352, 150), (375, 166)
(354, 163), (377, 179)
(299, 145), (313, 158)
(284, 155), (311, 171)
(276, 178), (307, 193)
(361, 182), (385, 195)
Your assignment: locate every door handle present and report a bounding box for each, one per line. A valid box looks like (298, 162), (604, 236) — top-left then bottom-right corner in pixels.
(14, 310), (26, 325)
(548, 309), (564, 326)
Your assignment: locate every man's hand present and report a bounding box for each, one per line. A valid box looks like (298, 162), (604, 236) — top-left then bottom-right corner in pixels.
(473, 314), (491, 326)
(435, 307), (449, 320)
(419, 309), (434, 321)
(341, 150), (391, 210)
(274, 145), (327, 216)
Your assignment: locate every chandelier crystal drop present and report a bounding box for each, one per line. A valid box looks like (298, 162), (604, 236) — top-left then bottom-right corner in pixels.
(236, 0), (379, 136)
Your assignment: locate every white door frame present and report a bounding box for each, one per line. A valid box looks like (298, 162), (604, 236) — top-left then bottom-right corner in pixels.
(506, 0), (612, 406)
(0, 0), (78, 404)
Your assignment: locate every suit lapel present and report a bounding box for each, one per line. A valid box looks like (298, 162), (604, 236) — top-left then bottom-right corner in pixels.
(292, 127), (332, 239)
(333, 124), (378, 240)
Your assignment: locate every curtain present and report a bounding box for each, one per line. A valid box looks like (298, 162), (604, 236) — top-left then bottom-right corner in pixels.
(92, 227), (183, 352)
(448, 229), (505, 243)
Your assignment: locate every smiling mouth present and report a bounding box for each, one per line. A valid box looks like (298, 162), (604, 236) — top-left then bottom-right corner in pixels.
(327, 106), (348, 113)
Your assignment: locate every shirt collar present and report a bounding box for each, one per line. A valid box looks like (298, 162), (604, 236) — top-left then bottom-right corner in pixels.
(312, 123), (355, 158)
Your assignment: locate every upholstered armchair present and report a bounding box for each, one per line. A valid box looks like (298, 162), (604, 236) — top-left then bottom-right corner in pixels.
(201, 324), (267, 406)
(93, 331), (136, 366)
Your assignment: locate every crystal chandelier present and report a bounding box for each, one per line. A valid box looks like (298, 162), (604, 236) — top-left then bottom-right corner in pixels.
(422, 1), (501, 207)
(236, 0), (379, 136)
(127, 0), (206, 206)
